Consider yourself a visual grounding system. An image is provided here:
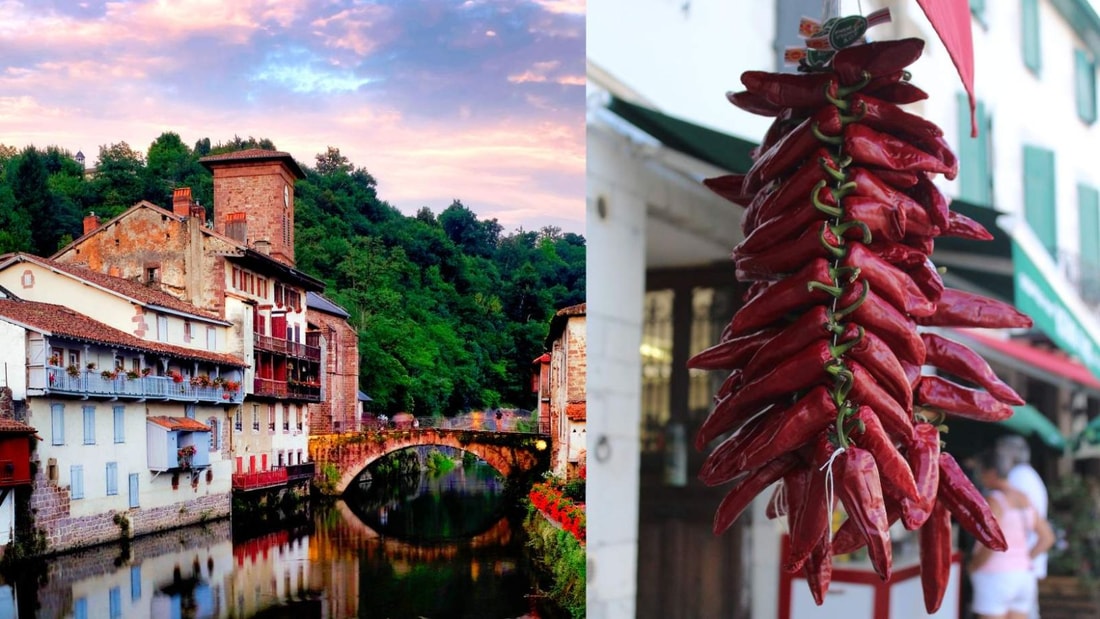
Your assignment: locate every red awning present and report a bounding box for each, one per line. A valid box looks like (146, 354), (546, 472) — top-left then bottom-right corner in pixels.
(917, 0), (977, 136)
(950, 329), (1100, 392)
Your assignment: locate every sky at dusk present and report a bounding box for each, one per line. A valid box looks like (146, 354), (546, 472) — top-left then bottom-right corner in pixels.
(0, 0), (585, 234)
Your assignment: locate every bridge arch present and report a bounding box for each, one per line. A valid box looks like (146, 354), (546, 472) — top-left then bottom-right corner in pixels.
(310, 428), (551, 495)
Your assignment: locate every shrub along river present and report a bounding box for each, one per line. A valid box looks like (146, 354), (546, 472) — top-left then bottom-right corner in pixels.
(0, 449), (562, 618)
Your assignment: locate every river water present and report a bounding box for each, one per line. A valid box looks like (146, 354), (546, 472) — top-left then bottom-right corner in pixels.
(0, 460), (556, 618)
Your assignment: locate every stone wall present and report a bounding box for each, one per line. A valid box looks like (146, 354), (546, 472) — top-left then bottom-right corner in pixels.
(307, 310), (360, 434)
(27, 465), (229, 554)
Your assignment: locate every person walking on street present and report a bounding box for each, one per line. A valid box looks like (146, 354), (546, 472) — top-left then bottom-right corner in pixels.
(997, 435), (1050, 619)
(969, 449), (1055, 619)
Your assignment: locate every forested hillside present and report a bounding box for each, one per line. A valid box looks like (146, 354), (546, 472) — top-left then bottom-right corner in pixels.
(0, 134), (585, 415)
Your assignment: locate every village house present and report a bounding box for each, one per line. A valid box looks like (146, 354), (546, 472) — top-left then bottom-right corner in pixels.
(306, 292), (360, 434)
(49, 149), (360, 493)
(0, 269), (244, 553)
(533, 303), (586, 479)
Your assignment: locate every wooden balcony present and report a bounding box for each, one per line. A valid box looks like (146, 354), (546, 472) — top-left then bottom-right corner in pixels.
(253, 333), (320, 361)
(253, 378), (321, 402)
(285, 462), (315, 483)
(44, 367), (243, 404)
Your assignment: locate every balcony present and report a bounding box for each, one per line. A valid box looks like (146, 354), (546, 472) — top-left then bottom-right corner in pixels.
(44, 367), (243, 404)
(285, 462), (315, 483)
(253, 377), (321, 402)
(253, 333), (321, 361)
(231, 468), (288, 492)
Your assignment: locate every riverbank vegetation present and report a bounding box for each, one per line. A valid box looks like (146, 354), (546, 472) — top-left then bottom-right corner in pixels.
(524, 470), (586, 618)
(0, 138), (584, 415)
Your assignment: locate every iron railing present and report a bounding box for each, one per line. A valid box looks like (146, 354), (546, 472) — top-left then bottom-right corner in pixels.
(252, 378), (322, 402)
(363, 414), (546, 434)
(44, 367), (243, 404)
(231, 468), (287, 491)
(285, 462), (315, 483)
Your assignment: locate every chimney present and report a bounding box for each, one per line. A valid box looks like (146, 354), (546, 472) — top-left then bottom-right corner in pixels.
(173, 187), (193, 217)
(254, 239), (271, 255)
(82, 212), (100, 235)
(189, 203), (206, 224)
(225, 212), (247, 244)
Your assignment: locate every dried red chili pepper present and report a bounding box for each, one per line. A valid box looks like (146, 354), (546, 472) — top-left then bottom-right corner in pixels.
(847, 361), (915, 440)
(842, 243), (935, 317)
(736, 222), (842, 279)
(902, 422), (941, 530)
(765, 482), (787, 520)
(741, 150), (837, 234)
(841, 195), (907, 242)
(697, 411), (776, 486)
(739, 187), (836, 253)
(847, 167), (929, 222)
(906, 173), (951, 229)
(788, 436), (838, 573)
(802, 537), (834, 606)
(727, 259), (839, 336)
(740, 306), (833, 379)
(740, 71), (838, 110)
(831, 37), (925, 85)
(846, 93), (944, 141)
(866, 167), (919, 188)
(850, 406), (920, 505)
(844, 123), (956, 177)
(916, 288), (1034, 329)
(867, 239), (928, 268)
(745, 106), (844, 192)
(838, 323), (911, 410)
(712, 385), (836, 475)
(757, 108), (808, 154)
(916, 375), (1015, 422)
(904, 258), (945, 302)
(919, 499), (953, 613)
(833, 495), (903, 555)
(699, 341), (834, 446)
(943, 210), (994, 241)
(725, 90), (786, 117)
(713, 453), (801, 535)
(702, 173), (752, 205)
(835, 446), (893, 580)
(687, 325), (781, 371)
(867, 79), (928, 105)
(921, 333), (1025, 404)
(937, 452), (1007, 551)
(838, 284), (926, 366)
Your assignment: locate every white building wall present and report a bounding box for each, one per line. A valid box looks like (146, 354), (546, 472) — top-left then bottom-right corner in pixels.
(0, 321), (26, 400)
(0, 490), (13, 547)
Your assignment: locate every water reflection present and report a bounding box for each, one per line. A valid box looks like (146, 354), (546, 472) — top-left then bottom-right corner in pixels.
(4, 464), (550, 618)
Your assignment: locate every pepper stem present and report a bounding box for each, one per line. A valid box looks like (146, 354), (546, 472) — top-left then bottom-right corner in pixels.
(839, 100), (868, 125)
(832, 280), (869, 320)
(829, 325), (865, 358)
(811, 122), (843, 145)
(836, 71), (872, 98)
(812, 180), (843, 217)
(807, 280), (845, 297)
(830, 265), (861, 285)
(831, 181), (859, 200)
(818, 224), (847, 258)
(831, 220), (873, 245)
(824, 88), (849, 111)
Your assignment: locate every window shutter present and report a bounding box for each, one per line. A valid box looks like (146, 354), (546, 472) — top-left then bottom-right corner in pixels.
(51, 404), (64, 445)
(113, 406), (125, 443)
(958, 93), (992, 205)
(1079, 184), (1100, 300)
(1023, 145), (1057, 255)
(1076, 49), (1097, 124)
(83, 406), (95, 445)
(106, 462), (118, 496)
(71, 465), (84, 499)
(109, 586), (122, 619)
(970, 0), (985, 18)
(1022, 0), (1041, 75)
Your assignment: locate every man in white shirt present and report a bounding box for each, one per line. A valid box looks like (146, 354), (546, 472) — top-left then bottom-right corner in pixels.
(996, 434), (1049, 619)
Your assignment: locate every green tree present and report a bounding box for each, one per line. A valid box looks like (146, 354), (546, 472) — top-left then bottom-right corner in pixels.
(90, 141), (146, 218)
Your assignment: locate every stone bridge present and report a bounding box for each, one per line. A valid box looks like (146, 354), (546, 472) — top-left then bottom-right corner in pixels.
(309, 428), (551, 495)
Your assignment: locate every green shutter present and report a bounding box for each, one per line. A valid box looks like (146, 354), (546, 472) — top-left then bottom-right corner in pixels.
(1076, 49), (1097, 124)
(1079, 185), (1100, 300)
(1023, 145), (1057, 255)
(971, 0), (985, 19)
(1022, 0), (1041, 75)
(958, 93), (992, 206)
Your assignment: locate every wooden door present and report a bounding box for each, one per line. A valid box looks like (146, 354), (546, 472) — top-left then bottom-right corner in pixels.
(637, 271), (750, 619)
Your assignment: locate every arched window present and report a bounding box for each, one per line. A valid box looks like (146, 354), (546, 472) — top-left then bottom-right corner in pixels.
(207, 417), (219, 451)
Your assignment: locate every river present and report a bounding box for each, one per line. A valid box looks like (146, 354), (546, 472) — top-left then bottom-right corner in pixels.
(0, 460), (558, 618)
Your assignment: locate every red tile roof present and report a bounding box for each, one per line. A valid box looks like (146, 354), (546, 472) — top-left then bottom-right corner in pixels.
(199, 149), (305, 179)
(0, 419), (36, 434)
(0, 298), (246, 367)
(566, 402), (586, 421)
(4, 254), (225, 323)
(556, 303), (586, 317)
(147, 416), (211, 431)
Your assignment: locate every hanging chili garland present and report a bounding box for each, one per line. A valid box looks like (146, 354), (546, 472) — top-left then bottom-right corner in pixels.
(690, 12), (1030, 613)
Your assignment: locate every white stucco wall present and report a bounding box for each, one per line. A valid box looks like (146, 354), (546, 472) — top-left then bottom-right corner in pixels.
(0, 320), (27, 400)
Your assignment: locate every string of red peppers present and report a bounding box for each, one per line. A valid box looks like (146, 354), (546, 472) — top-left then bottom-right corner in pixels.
(689, 29), (1034, 613)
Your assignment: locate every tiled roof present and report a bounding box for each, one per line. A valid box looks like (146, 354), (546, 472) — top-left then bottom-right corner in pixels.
(556, 303), (586, 317)
(307, 292), (350, 318)
(5, 254), (225, 323)
(566, 402), (586, 421)
(199, 149), (305, 179)
(0, 418), (36, 434)
(0, 299), (246, 368)
(147, 416), (211, 432)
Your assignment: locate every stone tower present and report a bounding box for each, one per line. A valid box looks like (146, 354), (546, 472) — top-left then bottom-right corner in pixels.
(199, 149), (306, 267)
